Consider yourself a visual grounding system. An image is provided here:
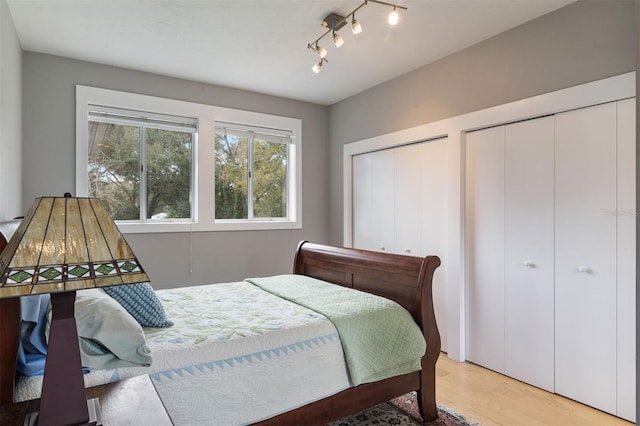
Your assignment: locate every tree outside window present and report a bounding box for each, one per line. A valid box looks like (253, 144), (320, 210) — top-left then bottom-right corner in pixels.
(87, 109), (194, 221)
(215, 125), (289, 220)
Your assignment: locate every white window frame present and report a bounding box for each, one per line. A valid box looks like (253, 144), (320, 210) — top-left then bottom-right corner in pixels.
(76, 85), (302, 233)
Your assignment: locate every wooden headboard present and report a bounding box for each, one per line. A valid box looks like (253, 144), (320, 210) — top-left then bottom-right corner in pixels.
(293, 241), (441, 328)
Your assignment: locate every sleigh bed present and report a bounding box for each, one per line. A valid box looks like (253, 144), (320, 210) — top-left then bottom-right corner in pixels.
(0, 235), (441, 425)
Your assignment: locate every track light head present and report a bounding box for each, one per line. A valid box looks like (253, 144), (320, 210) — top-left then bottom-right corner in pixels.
(333, 31), (344, 48)
(388, 7), (399, 25)
(312, 58), (327, 74)
(351, 15), (362, 35)
(308, 42), (328, 59)
(316, 43), (327, 58)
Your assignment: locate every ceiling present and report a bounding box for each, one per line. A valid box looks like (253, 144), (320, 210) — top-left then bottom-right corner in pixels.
(7, 0), (575, 106)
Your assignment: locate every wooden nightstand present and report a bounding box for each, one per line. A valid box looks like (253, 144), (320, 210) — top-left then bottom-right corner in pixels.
(0, 375), (173, 425)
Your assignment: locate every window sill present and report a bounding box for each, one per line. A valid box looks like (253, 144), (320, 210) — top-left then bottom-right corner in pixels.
(116, 220), (302, 234)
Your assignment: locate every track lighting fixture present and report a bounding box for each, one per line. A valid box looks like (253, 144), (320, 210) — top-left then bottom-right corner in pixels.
(307, 0), (407, 73)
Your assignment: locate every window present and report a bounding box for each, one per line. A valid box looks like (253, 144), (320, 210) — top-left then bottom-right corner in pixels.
(76, 85), (302, 233)
(88, 107), (195, 221)
(215, 123), (292, 221)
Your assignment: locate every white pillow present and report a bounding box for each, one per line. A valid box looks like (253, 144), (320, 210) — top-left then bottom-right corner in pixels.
(49, 288), (152, 370)
(0, 219), (21, 244)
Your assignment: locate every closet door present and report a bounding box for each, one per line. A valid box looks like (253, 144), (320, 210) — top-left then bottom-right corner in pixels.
(465, 126), (505, 373)
(394, 143), (423, 256)
(616, 98), (635, 422)
(352, 139), (449, 350)
(419, 138), (448, 351)
(352, 149), (394, 253)
(554, 102), (617, 414)
(504, 117), (555, 392)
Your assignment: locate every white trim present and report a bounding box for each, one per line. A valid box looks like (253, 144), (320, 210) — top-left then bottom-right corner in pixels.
(343, 72), (636, 362)
(76, 85), (302, 233)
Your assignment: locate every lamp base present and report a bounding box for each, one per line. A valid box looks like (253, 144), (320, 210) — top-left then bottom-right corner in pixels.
(38, 291), (96, 425)
(23, 398), (102, 426)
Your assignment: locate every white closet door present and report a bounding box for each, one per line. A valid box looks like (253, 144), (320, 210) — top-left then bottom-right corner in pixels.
(353, 139), (450, 352)
(419, 138), (448, 352)
(554, 102), (617, 414)
(394, 143), (423, 256)
(616, 98), (636, 422)
(352, 149), (394, 253)
(504, 117), (555, 392)
(465, 126), (505, 373)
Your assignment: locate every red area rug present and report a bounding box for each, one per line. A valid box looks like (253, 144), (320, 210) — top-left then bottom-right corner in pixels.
(326, 392), (478, 426)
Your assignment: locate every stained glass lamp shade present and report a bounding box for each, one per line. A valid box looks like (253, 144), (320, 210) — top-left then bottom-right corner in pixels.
(0, 194), (150, 425)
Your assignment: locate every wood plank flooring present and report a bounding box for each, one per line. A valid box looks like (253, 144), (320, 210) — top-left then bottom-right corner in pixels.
(435, 353), (633, 426)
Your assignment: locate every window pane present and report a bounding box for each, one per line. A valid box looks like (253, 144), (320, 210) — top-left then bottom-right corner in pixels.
(88, 121), (141, 220)
(145, 128), (193, 220)
(252, 139), (287, 218)
(215, 133), (248, 219)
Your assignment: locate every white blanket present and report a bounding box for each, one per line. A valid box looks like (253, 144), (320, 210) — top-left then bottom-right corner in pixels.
(16, 281), (352, 425)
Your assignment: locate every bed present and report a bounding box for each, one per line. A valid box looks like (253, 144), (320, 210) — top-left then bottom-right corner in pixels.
(0, 232), (441, 425)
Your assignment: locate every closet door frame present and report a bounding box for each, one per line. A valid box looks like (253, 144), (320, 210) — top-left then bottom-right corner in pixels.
(615, 98), (636, 422)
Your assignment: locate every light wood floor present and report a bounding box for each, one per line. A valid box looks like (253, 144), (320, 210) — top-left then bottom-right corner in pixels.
(435, 353), (633, 426)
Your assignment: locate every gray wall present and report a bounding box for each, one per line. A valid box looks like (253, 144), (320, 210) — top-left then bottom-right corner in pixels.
(328, 0), (636, 245)
(22, 52), (330, 288)
(0, 0), (22, 220)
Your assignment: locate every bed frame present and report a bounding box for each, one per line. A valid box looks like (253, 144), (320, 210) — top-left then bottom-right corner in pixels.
(0, 238), (441, 425)
(258, 241), (442, 424)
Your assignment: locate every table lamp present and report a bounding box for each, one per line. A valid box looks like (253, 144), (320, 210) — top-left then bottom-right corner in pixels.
(0, 194), (150, 425)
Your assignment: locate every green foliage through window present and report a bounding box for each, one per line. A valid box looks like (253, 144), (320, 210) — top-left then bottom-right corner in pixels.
(88, 108), (194, 221)
(215, 126), (289, 220)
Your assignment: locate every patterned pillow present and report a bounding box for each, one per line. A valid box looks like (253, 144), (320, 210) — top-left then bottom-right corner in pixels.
(103, 283), (173, 328)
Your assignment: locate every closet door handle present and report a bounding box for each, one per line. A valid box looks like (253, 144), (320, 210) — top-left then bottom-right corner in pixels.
(380, 245), (386, 251)
(404, 248), (411, 254)
(523, 261), (535, 268)
(577, 266), (591, 274)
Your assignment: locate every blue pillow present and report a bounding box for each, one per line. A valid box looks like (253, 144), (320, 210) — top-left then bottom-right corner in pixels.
(103, 283), (173, 328)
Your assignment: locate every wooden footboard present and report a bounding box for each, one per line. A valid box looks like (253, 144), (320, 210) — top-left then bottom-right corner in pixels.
(254, 241), (442, 424)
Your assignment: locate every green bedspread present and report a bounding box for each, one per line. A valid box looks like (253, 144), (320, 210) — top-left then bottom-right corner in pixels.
(245, 274), (426, 386)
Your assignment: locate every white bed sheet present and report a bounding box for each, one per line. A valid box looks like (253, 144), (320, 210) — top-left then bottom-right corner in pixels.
(16, 281), (352, 425)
